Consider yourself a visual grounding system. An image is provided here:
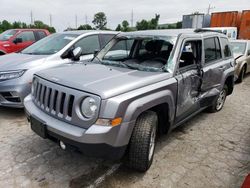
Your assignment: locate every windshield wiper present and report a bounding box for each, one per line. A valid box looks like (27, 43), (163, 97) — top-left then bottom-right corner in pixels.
(117, 62), (138, 70)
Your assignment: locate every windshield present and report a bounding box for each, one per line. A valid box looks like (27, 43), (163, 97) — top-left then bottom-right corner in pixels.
(230, 42), (247, 55)
(0, 30), (17, 41)
(21, 33), (79, 55)
(96, 36), (176, 72)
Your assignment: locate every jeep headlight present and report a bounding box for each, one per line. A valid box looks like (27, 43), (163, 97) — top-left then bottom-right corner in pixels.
(81, 97), (98, 118)
(0, 70), (25, 81)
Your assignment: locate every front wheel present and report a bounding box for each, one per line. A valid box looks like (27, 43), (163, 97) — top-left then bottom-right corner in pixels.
(126, 111), (158, 172)
(208, 85), (228, 113)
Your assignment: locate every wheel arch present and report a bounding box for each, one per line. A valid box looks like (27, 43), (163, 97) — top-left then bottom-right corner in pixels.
(0, 50), (6, 55)
(224, 75), (234, 95)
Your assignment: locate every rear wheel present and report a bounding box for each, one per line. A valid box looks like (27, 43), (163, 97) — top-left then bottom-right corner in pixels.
(127, 111), (158, 172)
(208, 85), (228, 113)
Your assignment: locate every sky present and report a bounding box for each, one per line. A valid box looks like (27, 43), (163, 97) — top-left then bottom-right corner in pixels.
(0, 0), (249, 31)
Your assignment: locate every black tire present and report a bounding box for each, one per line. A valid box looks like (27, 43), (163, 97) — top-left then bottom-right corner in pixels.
(237, 65), (246, 83)
(127, 111), (158, 172)
(207, 85), (228, 113)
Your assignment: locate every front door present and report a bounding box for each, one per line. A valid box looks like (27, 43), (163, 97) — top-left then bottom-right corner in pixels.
(12, 31), (36, 52)
(175, 39), (202, 124)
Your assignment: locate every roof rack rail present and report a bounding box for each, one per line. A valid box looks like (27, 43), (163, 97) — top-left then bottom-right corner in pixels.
(194, 28), (223, 33)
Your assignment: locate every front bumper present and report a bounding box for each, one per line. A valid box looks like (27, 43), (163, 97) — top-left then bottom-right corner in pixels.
(24, 95), (133, 160)
(0, 81), (30, 108)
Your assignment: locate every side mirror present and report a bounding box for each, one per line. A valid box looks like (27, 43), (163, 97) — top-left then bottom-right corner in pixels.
(72, 47), (82, 61)
(248, 50), (250, 56)
(13, 38), (23, 44)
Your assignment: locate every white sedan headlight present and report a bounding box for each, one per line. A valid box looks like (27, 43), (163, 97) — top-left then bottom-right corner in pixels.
(81, 97), (98, 118)
(0, 70), (26, 81)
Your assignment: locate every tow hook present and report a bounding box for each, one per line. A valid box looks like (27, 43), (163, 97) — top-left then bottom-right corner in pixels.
(59, 141), (66, 150)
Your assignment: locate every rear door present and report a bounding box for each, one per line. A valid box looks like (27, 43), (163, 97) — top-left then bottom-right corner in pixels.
(201, 37), (225, 92)
(200, 36), (232, 106)
(34, 31), (47, 41)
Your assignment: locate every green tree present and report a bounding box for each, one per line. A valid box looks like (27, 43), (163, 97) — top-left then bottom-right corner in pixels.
(30, 20), (56, 33)
(1, 20), (12, 31)
(12, 21), (21, 29)
(136, 19), (149, 30)
(122, 20), (130, 31)
(92, 12), (107, 30)
(136, 14), (160, 30)
(176, 21), (182, 29)
(77, 24), (93, 30)
(148, 14), (160, 29)
(115, 24), (122, 31)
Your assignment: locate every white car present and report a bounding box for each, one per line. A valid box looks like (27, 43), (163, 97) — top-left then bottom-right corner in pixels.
(0, 30), (117, 107)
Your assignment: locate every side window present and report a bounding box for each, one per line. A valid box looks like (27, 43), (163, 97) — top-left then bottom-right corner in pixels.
(220, 37), (232, 58)
(179, 40), (202, 69)
(204, 37), (222, 64)
(37, 31), (47, 40)
(16, 31), (35, 42)
(74, 35), (100, 55)
(100, 34), (114, 48)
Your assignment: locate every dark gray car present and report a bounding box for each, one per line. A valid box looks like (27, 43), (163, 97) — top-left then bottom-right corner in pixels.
(24, 29), (235, 172)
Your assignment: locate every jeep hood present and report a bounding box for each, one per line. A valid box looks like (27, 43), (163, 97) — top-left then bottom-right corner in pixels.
(37, 63), (172, 99)
(0, 53), (49, 71)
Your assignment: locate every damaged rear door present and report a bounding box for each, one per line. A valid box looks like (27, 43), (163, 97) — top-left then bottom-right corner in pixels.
(200, 36), (226, 106)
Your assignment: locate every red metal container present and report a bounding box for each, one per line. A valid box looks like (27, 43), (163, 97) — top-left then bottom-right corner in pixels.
(210, 11), (241, 27)
(238, 10), (250, 39)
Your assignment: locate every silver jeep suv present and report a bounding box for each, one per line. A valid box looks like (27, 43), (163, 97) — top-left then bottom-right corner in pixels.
(24, 29), (235, 172)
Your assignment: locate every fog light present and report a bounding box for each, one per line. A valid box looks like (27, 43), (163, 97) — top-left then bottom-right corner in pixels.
(59, 141), (66, 150)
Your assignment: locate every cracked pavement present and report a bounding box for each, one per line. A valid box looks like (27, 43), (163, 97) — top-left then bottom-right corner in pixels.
(0, 75), (250, 188)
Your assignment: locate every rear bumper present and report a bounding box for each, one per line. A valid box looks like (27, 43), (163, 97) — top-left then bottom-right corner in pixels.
(0, 81), (30, 108)
(24, 95), (133, 159)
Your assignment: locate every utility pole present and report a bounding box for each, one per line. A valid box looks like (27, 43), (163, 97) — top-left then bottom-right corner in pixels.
(75, 15), (78, 29)
(30, 11), (33, 25)
(49, 14), (52, 27)
(131, 9), (134, 27)
(85, 14), (88, 25)
(207, 4), (215, 15)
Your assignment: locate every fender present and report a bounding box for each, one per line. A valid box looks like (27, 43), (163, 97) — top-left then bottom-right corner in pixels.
(123, 89), (175, 124)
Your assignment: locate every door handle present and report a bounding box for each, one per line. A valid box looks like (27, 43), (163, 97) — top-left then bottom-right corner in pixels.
(219, 66), (226, 71)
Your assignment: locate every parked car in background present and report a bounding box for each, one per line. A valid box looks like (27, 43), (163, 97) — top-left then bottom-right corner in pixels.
(203, 27), (237, 40)
(0, 29), (50, 55)
(0, 30), (117, 107)
(230, 40), (250, 82)
(24, 29), (235, 172)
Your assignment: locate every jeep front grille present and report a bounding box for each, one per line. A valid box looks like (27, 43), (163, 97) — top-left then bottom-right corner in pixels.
(31, 76), (101, 128)
(33, 81), (75, 119)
